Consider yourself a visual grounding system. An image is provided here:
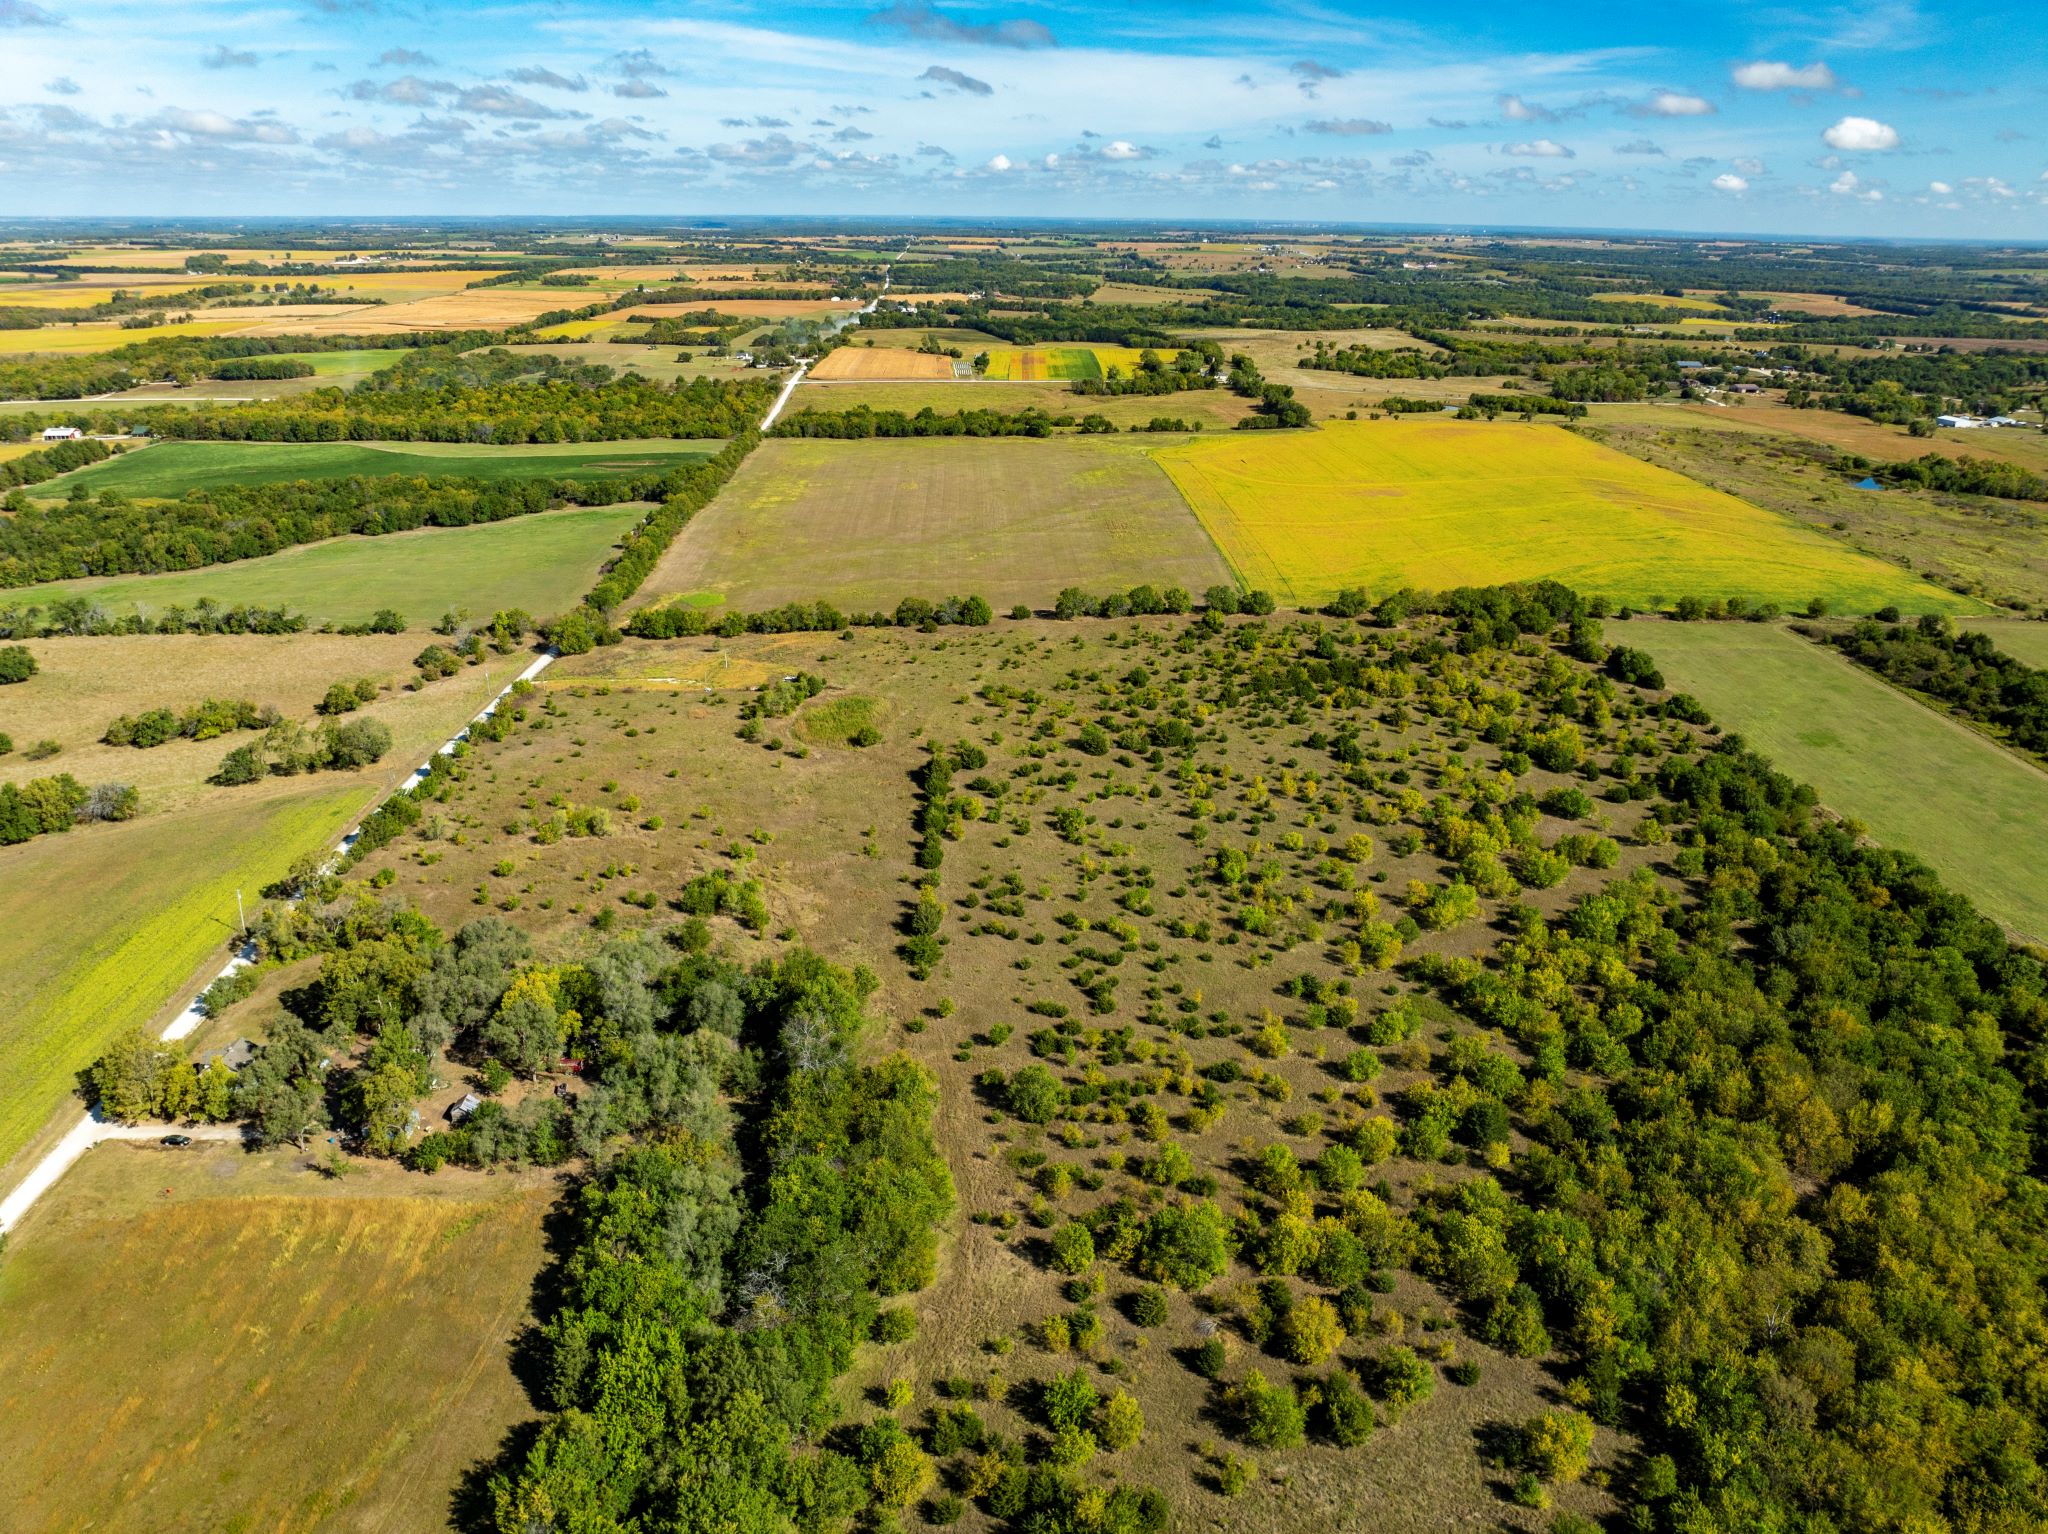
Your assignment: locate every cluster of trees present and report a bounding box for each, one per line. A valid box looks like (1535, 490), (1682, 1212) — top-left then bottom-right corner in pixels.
(0, 644), (34, 683)
(1838, 450), (2048, 503)
(0, 445), (733, 588)
(774, 404), (1059, 439)
(625, 592), (992, 641)
(1459, 393), (1587, 420)
(214, 717), (392, 784)
(0, 596), (306, 640)
(1224, 353), (1313, 429)
(87, 1028), (237, 1123)
(1823, 613), (2048, 755)
(0, 437), (113, 490)
(1399, 723), (2048, 1530)
(104, 697), (272, 748)
(0, 329), (488, 407)
(0, 772), (138, 845)
(126, 368), (772, 445)
(1071, 342), (1223, 397)
(477, 947), (956, 1530)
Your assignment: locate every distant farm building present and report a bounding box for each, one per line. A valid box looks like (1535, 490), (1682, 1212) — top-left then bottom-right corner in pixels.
(40, 426), (84, 442)
(1937, 414), (1984, 429)
(447, 1093), (483, 1123)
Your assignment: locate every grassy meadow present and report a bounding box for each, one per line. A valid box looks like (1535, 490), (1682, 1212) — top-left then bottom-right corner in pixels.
(7, 504), (644, 627)
(1625, 619), (2048, 941)
(636, 436), (1231, 613)
(0, 1148), (549, 1534)
(1, 632), (511, 813)
(1155, 418), (1975, 613)
(31, 438), (720, 500)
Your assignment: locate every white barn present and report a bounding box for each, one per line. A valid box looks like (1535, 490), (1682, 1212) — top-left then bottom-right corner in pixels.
(39, 425), (84, 442)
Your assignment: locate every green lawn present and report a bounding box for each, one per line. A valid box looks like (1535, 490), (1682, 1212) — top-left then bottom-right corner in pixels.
(31, 437), (722, 500)
(1626, 619), (2048, 941)
(8, 504), (644, 626)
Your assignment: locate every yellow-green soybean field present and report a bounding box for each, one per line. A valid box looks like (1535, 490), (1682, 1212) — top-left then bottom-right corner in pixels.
(1154, 418), (1975, 613)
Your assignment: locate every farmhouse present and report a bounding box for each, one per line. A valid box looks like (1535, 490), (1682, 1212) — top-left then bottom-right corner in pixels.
(39, 425), (84, 442)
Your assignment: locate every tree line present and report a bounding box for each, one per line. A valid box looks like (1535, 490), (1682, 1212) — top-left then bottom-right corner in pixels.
(1820, 613), (2048, 756)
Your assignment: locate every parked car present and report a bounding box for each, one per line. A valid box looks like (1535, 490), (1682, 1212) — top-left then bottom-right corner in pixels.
(161, 1133), (193, 1147)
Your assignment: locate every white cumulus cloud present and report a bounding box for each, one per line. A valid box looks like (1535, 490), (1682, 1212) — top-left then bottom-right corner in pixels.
(1504, 138), (1573, 159)
(985, 152), (1012, 170)
(1733, 60), (1837, 90)
(1712, 173), (1748, 192)
(1823, 116), (1900, 151)
(1646, 91), (1714, 117)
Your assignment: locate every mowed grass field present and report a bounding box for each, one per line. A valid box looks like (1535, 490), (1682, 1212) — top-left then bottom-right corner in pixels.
(0, 1148), (550, 1534)
(8, 503), (644, 627)
(1625, 619), (2048, 941)
(32, 438), (720, 500)
(0, 782), (367, 1180)
(637, 436), (1232, 613)
(1156, 419), (1973, 612)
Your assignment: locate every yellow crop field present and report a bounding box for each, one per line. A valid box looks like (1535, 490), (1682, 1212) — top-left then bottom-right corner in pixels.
(980, 345), (1175, 381)
(0, 319), (249, 355)
(810, 346), (959, 380)
(237, 286), (565, 335)
(0, 1153), (548, 1534)
(1154, 418), (1975, 613)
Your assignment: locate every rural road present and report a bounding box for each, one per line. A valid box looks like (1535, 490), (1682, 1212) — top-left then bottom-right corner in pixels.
(0, 1116), (243, 1232)
(0, 647), (558, 1237)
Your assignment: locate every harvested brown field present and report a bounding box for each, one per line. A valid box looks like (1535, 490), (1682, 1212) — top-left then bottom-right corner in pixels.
(624, 298), (860, 322)
(236, 287), (568, 334)
(809, 346), (960, 380)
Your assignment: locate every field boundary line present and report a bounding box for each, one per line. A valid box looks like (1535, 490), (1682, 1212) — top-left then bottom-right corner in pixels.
(1149, 445), (1255, 598)
(0, 647), (556, 1236)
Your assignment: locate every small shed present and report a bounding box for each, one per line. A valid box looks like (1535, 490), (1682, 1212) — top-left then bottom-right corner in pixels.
(447, 1093), (483, 1123)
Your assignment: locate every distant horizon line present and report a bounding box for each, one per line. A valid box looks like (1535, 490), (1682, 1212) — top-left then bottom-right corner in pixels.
(2, 214), (2045, 250)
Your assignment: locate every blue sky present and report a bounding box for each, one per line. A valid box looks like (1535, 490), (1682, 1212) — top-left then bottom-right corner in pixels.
(1, 0), (2042, 236)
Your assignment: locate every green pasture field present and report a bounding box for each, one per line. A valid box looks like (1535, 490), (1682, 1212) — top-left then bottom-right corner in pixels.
(636, 435), (1232, 613)
(30, 437), (721, 500)
(6, 503), (645, 627)
(0, 782), (367, 1181)
(0, 1148), (549, 1534)
(1625, 619), (2048, 941)
(1959, 618), (2048, 669)
(1155, 418), (1977, 614)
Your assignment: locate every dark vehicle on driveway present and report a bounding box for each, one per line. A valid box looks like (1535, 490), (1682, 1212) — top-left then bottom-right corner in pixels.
(161, 1134), (193, 1147)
